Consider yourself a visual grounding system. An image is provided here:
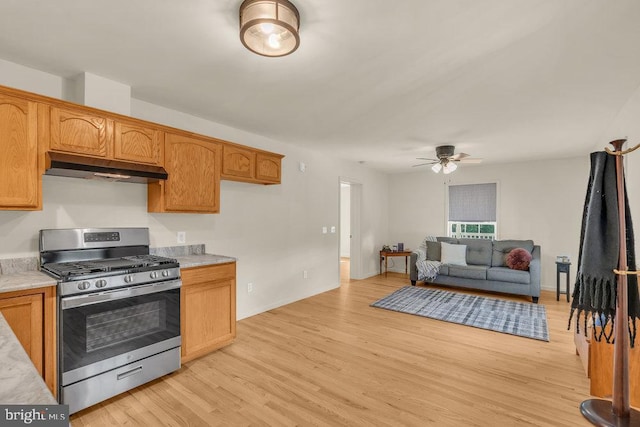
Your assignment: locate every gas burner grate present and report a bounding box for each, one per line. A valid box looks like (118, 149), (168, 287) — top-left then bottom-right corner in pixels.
(42, 255), (179, 280)
(122, 255), (178, 266)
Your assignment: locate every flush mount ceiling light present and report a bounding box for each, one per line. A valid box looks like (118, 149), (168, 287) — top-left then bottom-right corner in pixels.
(239, 0), (300, 57)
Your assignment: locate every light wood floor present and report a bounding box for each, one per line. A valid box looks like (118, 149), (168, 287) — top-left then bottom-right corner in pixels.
(71, 269), (595, 426)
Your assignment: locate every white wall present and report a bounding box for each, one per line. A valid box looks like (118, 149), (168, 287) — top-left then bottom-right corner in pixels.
(388, 157), (590, 291)
(340, 184), (351, 258)
(599, 84), (640, 259)
(0, 60), (390, 320)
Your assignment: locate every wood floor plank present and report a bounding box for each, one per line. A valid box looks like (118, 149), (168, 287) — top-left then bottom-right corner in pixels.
(70, 270), (601, 426)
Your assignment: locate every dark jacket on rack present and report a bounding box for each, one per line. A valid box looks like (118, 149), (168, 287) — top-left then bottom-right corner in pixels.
(569, 150), (639, 346)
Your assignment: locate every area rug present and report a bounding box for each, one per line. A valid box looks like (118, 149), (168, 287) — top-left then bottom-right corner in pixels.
(371, 286), (549, 341)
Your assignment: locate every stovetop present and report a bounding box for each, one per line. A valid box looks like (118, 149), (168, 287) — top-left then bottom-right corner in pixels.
(42, 255), (179, 282)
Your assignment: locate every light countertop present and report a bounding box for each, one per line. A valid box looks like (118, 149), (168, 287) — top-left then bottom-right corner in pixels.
(174, 254), (236, 269)
(0, 270), (57, 294)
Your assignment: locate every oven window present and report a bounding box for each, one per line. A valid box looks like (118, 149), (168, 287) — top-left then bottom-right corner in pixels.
(86, 300), (167, 352)
(61, 288), (179, 374)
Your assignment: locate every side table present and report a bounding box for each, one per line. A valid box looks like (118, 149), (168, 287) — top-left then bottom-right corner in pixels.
(379, 250), (412, 278)
(556, 261), (571, 302)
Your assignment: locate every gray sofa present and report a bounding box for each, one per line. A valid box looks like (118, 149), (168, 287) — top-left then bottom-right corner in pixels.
(410, 237), (541, 303)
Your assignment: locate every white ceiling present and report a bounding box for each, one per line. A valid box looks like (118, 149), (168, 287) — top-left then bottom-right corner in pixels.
(1, 0), (639, 172)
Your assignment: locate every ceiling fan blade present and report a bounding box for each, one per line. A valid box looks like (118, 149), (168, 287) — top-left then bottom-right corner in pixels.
(412, 162), (437, 167)
(450, 152), (470, 160)
(416, 157), (438, 161)
(457, 158), (483, 164)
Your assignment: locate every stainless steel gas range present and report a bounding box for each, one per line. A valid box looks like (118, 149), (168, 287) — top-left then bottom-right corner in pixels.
(39, 227), (181, 414)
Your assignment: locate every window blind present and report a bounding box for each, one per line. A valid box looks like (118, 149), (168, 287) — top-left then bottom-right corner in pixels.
(448, 183), (497, 222)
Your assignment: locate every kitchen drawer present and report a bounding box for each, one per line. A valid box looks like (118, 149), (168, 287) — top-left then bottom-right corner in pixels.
(181, 262), (235, 285)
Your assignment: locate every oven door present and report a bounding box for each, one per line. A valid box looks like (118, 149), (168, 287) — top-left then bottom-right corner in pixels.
(59, 279), (181, 386)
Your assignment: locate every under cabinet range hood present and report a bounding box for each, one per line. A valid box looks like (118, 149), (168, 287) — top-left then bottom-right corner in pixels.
(45, 152), (168, 183)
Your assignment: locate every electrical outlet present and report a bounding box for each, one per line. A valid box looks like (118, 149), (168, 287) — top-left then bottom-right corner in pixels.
(303, 270), (308, 279)
(248, 283), (253, 293)
(177, 231), (186, 244)
(330, 226), (336, 233)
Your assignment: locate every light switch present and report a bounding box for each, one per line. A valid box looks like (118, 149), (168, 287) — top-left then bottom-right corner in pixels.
(322, 226), (328, 234)
(330, 226), (336, 233)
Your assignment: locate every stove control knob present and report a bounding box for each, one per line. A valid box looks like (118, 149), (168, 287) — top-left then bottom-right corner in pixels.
(150, 271), (158, 279)
(78, 281), (91, 291)
(162, 270), (170, 277)
(124, 275), (134, 283)
(96, 279), (107, 288)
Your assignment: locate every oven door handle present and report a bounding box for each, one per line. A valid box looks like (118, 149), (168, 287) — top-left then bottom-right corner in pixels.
(61, 279), (182, 310)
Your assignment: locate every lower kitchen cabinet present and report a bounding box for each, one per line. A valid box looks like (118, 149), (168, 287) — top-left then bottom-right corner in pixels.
(181, 262), (236, 362)
(0, 286), (56, 396)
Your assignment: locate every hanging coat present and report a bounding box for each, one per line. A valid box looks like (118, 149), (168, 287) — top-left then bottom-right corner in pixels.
(569, 151), (640, 347)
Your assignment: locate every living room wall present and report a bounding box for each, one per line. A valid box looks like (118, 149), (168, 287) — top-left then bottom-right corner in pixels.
(387, 156), (590, 292)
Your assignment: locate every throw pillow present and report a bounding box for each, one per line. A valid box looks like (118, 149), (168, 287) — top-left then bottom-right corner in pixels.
(426, 241), (441, 261)
(506, 248), (532, 271)
(440, 242), (467, 266)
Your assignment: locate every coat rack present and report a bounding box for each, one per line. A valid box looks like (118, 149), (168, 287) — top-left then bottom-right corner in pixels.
(581, 139), (640, 426)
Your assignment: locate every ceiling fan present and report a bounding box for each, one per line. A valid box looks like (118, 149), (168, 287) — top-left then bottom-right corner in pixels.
(413, 145), (482, 174)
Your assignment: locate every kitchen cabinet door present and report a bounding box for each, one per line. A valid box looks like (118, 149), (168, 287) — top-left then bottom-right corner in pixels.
(221, 144), (256, 180)
(256, 152), (282, 184)
(114, 120), (164, 165)
(0, 93), (40, 210)
(181, 263), (236, 362)
(0, 286), (56, 395)
(49, 106), (113, 158)
(148, 133), (220, 213)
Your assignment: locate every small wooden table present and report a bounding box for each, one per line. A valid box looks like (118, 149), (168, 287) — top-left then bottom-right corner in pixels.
(379, 250), (412, 278)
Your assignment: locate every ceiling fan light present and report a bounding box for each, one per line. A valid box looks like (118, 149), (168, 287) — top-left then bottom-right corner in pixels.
(239, 0), (300, 57)
(431, 163), (442, 173)
(443, 162), (457, 174)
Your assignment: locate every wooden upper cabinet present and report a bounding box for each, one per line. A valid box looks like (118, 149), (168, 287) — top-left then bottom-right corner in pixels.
(0, 93), (40, 210)
(49, 106), (113, 157)
(148, 133), (220, 213)
(221, 145), (283, 185)
(256, 153), (282, 183)
(114, 120), (163, 165)
(222, 145), (256, 180)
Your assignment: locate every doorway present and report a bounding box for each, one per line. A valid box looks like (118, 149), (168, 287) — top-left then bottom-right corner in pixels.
(339, 179), (362, 283)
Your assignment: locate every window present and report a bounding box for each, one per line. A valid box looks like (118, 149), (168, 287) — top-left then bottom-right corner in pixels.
(448, 183), (497, 240)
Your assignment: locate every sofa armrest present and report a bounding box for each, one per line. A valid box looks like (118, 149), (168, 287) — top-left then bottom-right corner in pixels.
(529, 245), (542, 297)
(410, 252), (419, 282)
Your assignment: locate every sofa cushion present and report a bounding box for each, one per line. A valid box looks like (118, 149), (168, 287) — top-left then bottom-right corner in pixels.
(441, 242), (467, 266)
(491, 240), (535, 267)
(448, 265), (488, 280)
(458, 238), (492, 266)
(487, 267), (530, 284)
(426, 237), (457, 261)
(438, 264), (449, 276)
